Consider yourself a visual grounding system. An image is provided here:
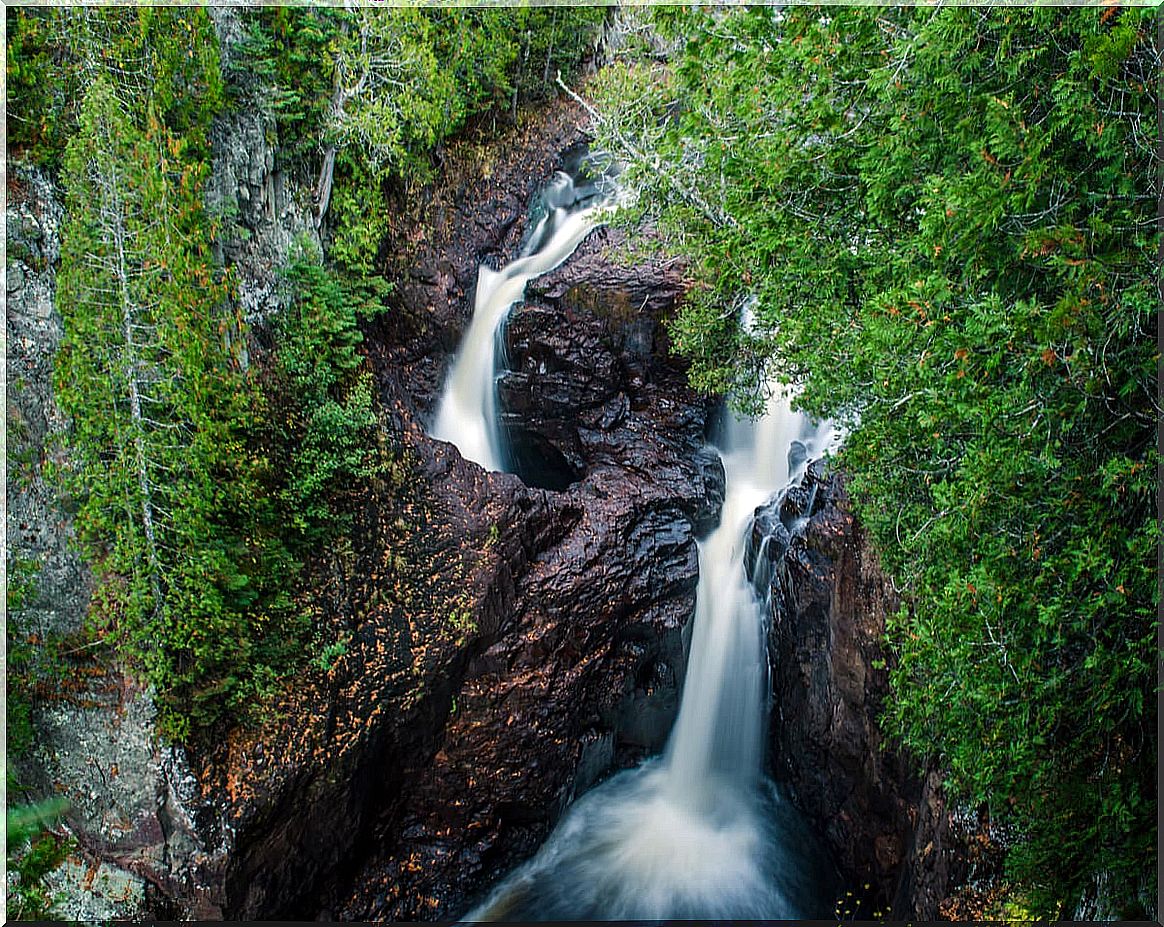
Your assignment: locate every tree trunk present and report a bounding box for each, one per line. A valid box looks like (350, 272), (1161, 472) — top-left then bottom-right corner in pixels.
(315, 144), (337, 230)
(100, 160), (165, 613)
(543, 11), (556, 89)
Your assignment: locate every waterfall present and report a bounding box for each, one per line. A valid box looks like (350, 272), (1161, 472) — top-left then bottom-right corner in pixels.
(461, 387), (839, 921)
(662, 392), (832, 807)
(431, 170), (610, 470)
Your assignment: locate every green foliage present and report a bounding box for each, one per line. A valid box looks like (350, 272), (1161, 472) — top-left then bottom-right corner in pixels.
(13, 5), (409, 744)
(6, 8), (74, 169)
(593, 7), (1157, 915)
(6, 799), (71, 921)
(7, 7), (223, 171)
(6, 555), (41, 615)
(228, 7), (606, 273)
(232, 8), (348, 170)
(7, 799), (69, 849)
(51, 14), (303, 742)
(326, 6), (604, 274)
(314, 635), (350, 674)
(328, 168), (393, 277)
(266, 242), (386, 546)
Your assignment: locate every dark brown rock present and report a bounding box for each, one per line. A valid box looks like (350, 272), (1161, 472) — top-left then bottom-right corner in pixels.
(327, 476), (697, 921)
(189, 95), (722, 922)
(364, 100), (600, 420)
(496, 233), (722, 533)
(763, 463), (987, 920)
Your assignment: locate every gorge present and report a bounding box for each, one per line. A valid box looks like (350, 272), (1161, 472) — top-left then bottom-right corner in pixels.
(7, 6), (1156, 923)
(8, 102), (963, 922)
(428, 164), (843, 920)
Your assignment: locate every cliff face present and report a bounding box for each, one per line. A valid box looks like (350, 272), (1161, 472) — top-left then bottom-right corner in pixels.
(309, 111), (723, 923)
(7, 163), (185, 921)
(4, 9), (334, 917)
(759, 462), (993, 920)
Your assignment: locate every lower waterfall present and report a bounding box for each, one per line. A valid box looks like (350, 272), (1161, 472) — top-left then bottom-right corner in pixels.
(460, 390), (840, 920)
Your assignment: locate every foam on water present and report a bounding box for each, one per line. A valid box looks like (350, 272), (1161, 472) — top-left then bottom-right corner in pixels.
(465, 759), (836, 921)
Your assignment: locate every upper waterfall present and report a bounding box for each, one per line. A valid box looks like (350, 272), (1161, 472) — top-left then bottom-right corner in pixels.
(431, 167), (613, 471)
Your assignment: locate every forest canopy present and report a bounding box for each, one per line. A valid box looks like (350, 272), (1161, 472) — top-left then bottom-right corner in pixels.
(589, 6), (1158, 917)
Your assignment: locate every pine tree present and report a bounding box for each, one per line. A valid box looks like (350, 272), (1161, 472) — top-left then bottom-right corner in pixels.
(54, 14), (299, 740)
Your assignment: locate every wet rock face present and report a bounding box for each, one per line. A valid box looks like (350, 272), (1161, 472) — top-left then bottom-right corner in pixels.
(191, 99), (722, 921)
(317, 147), (719, 924)
(761, 463), (972, 920)
(497, 226), (723, 533)
(326, 477), (698, 921)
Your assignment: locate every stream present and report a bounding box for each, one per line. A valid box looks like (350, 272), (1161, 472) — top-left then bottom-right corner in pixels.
(430, 165), (840, 920)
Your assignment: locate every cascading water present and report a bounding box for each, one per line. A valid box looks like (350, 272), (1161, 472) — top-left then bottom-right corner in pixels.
(431, 168), (611, 470)
(432, 164), (839, 920)
(459, 387), (840, 921)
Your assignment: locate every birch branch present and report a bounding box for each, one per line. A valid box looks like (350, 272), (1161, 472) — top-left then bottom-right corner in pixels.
(556, 72), (739, 231)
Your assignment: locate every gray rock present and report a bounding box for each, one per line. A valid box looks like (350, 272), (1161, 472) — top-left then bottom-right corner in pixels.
(43, 854), (146, 921)
(5, 164), (87, 644)
(205, 7), (320, 327)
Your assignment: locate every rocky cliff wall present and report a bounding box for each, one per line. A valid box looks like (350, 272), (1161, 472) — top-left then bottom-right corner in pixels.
(759, 461), (999, 920)
(4, 10), (337, 917)
(6, 162), (212, 921)
(154, 88), (717, 918)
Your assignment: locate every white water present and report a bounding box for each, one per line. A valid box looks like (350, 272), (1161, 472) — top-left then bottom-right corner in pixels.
(461, 386), (839, 921)
(431, 172), (609, 470)
(663, 392), (835, 806)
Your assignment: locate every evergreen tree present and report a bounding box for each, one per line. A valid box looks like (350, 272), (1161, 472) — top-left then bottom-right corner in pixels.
(53, 12), (300, 740)
(264, 243), (385, 547)
(227, 7), (605, 274)
(589, 7), (1157, 916)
